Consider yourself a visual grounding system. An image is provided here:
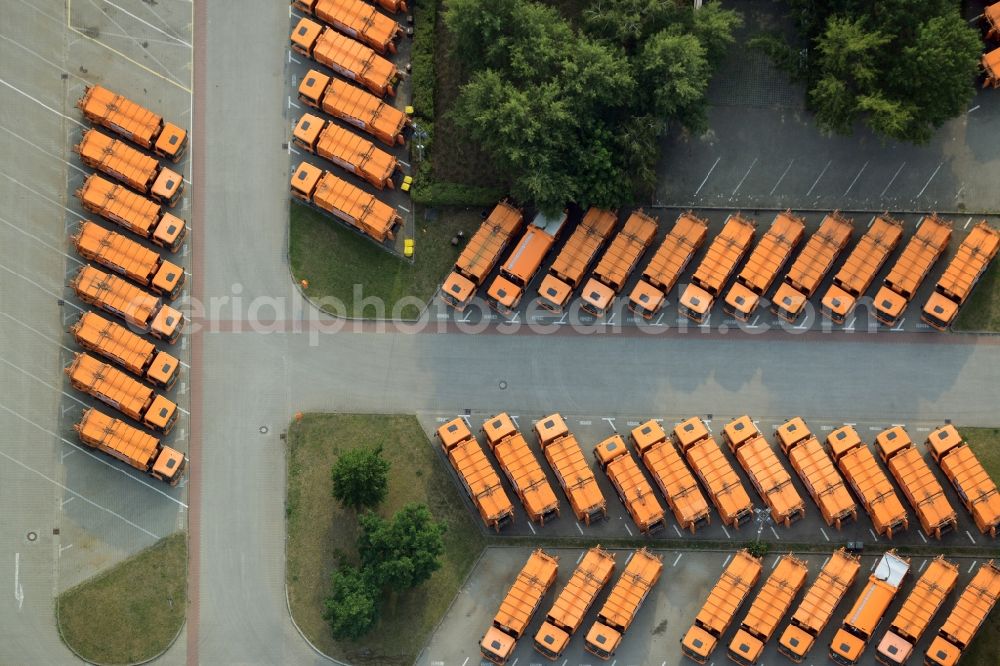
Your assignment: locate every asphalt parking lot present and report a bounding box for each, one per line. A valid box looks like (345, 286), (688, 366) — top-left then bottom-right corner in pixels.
(428, 209), (1000, 334)
(417, 547), (993, 666)
(418, 411), (999, 551)
(1, 1), (191, 662)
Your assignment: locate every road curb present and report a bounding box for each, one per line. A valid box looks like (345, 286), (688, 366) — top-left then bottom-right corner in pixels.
(283, 585), (348, 666)
(413, 547), (489, 666)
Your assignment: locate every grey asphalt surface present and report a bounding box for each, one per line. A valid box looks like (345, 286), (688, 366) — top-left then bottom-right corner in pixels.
(417, 547), (994, 666)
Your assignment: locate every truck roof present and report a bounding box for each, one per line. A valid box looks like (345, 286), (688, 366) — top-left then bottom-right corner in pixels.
(493, 549), (559, 638)
(77, 174), (162, 234)
(731, 555), (808, 658)
(726, 211), (805, 312)
(292, 162), (400, 241)
(589, 210), (658, 289)
(673, 416), (712, 450)
(983, 47), (1000, 81)
(726, 419), (804, 523)
(545, 547), (615, 632)
(319, 76), (407, 139)
(988, 2), (1000, 30)
(694, 550), (762, 635)
(928, 426), (1000, 533)
(930, 561), (1000, 659)
(74, 221), (177, 290)
(71, 311), (155, 374)
(306, 20), (397, 92)
(76, 407), (160, 469)
(546, 208), (617, 286)
(306, 0), (400, 52)
(824, 215), (903, 314)
(454, 202), (523, 283)
(684, 433), (753, 525)
(631, 420), (710, 527)
(874, 215), (952, 320)
(924, 221), (999, 320)
(77, 85), (162, 146)
(690, 213), (756, 294)
(630, 211), (708, 312)
(595, 436), (664, 531)
(75, 128), (160, 189)
(844, 551), (909, 629)
(779, 420), (855, 526)
(499, 211), (567, 284)
(789, 548), (861, 632)
(71, 265), (159, 325)
(66, 353), (153, 419)
(544, 432), (604, 519)
(294, 115), (397, 184)
(880, 556), (958, 655)
(828, 426), (909, 532)
(483, 413), (558, 522)
(877, 427), (956, 535)
(596, 548), (662, 631)
(448, 437), (513, 523)
(782, 211), (854, 295)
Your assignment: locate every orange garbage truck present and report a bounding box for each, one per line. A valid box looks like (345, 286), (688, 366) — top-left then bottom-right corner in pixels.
(482, 412), (560, 525)
(70, 265), (184, 343)
(778, 548), (862, 663)
(440, 202), (524, 311)
(73, 221), (185, 300)
(728, 554), (809, 666)
(436, 418), (514, 532)
(593, 434), (665, 534)
(534, 546), (616, 660)
(534, 413), (607, 525)
(723, 415), (806, 527)
(681, 549), (762, 664)
(922, 221), (1000, 330)
(629, 419), (711, 533)
(829, 550), (910, 666)
(76, 85), (187, 162)
(579, 210), (658, 318)
(988, 2), (1000, 39)
(70, 311), (179, 390)
(983, 48), (1000, 88)
(873, 215), (953, 327)
(923, 560), (1000, 666)
(723, 210), (806, 321)
(536, 208), (617, 313)
(821, 214), (904, 324)
(775, 417), (857, 529)
(75, 408), (185, 485)
(584, 548), (662, 660)
(76, 174), (187, 253)
(875, 555), (959, 666)
(628, 211), (708, 319)
(297, 70), (409, 146)
(673, 416), (754, 529)
(292, 113), (399, 189)
(772, 211), (854, 323)
(290, 18), (399, 97)
(875, 426), (958, 540)
(678, 213), (756, 323)
(487, 211), (569, 316)
(65, 353), (178, 434)
(480, 549), (559, 665)
(74, 128), (184, 207)
(827, 425), (909, 538)
(290, 161), (402, 243)
(292, 0), (403, 54)
(926, 424), (1000, 537)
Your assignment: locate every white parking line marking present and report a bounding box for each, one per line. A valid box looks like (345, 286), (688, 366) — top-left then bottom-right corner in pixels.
(919, 559), (928, 573)
(964, 217), (972, 230)
(607, 313), (616, 325)
(869, 528), (878, 541)
(969, 561), (978, 574)
(769, 159), (794, 196)
(576, 551), (585, 564)
(59, 544), (73, 556)
(969, 105), (981, 113)
(820, 527), (830, 542)
(673, 553), (683, 567)
(654, 313), (665, 326)
(916, 163), (944, 199)
(602, 417), (617, 432)
(0, 78), (87, 127)
(673, 525), (682, 538)
(806, 160), (832, 196)
(462, 658), (469, 666)
(625, 552), (634, 566)
(967, 530), (976, 544)
(624, 523), (633, 537)
(891, 318), (905, 331)
(14, 553), (24, 609)
(770, 526), (780, 540)
(397, 204), (411, 213)
(694, 157), (721, 195)
(731, 157), (758, 197)
(96, 0), (192, 47)
(772, 556), (781, 570)
(918, 531), (927, 543)
(881, 162), (906, 198)
(528, 521), (536, 535)
(62, 496), (75, 507)
(576, 522), (583, 535)
(721, 525), (730, 539)
(722, 554), (732, 568)
(844, 161), (869, 196)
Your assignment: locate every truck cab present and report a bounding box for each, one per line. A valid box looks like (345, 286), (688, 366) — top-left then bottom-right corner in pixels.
(152, 446), (186, 485)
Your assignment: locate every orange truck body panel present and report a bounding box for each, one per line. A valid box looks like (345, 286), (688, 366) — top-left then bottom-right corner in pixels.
(537, 208), (618, 313)
(922, 221), (1000, 329)
(594, 435), (665, 534)
(74, 128), (183, 206)
(480, 549), (559, 665)
(584, 548), (663, 659)
(873, 215), (953, 326)
(534, 413), (607, 525)
(76, 174), (187, 252)
(924, 561), (1000, 666)
(70, 312), (179, 390)
(75, 408), (185, 484)
(875, 556), (959, 666)
(297, 70), (408, 146)
(290, 161), (402, 242)
(65, 353), (178, 434)
(723, 210), (806, 321)
(70, 265), (184, 343)
(630, 419), (711, 533)
(290, 18), (398, 96)
(292, 0), (403, 54)
(728, 555), (809, 665)
(829, 551), (910, 666)
(482, 413), (560, 525)
(772, 211), (854, 322)
(534, 546), (616, 660)
(723, 415), (806, 527)
(679, 213), (756, 323)
(292, 113), (398, 189)
(778, 548), (861, 662)
(926, 424), (1000, 537)
(436, 418), (514, 532)
(988, 2), (1000, 38)
(983, 48), (1000, 88)
(681, 550), (762, 664)
(827, 425), (909, 538)
(822, 215), (904, 324)
(73, 221), (185, 300)
(628, 211), (708, 319)
(76, 85), (187, 161)
(487, 211), (568, 315)
(674, 417), (754, 529)
(440, 202), (524, 310)
(579, 210), (658, 318)
(776, 418), (857, 529)
(876, 426), (958, 539)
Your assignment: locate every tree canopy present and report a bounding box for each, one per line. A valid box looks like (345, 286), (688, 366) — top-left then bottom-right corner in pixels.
(323, 565), (379, 640)
(358, 502), (446, 590)
(330, 445), (390, 511)
(444, 0), (742, 213)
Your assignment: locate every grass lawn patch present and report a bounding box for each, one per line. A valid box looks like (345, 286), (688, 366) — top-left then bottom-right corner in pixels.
(953, 262), (1000, 332)
(56, 532), (186, 665)
(289, 202), (483, 319)
(286, 414), (485, 665)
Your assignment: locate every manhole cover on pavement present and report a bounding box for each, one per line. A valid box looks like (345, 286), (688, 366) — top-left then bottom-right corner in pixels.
(26, 531), (37, 542)
(259, 426), (269, 434)
(498, 380), (507, 390)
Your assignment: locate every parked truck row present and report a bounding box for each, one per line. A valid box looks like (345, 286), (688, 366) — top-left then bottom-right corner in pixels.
(293, 113), (399, 190)
(292, 0), (402, 54)
(76, 85), (188, 162)
(291, 17), (400, 97)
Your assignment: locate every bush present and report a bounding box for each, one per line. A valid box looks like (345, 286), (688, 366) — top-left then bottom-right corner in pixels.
(331, 445), (390, 511)
(411, 0), (437, 120)
(324, 565), (379, 640)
